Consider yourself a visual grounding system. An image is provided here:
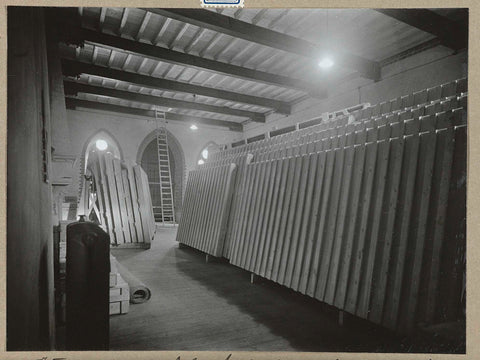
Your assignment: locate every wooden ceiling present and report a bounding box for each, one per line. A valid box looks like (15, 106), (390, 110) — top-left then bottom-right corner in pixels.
(59, 7), (468, 132)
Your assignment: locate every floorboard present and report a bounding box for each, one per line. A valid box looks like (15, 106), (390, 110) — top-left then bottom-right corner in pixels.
(109, 227), (464, 353)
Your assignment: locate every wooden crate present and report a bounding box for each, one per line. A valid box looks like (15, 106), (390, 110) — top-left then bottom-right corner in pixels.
(109, 300), (129, 315)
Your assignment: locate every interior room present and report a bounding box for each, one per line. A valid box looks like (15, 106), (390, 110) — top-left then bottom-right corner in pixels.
(6, 6), (467, 353)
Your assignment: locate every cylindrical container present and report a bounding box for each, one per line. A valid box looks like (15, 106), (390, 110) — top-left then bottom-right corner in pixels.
(66, 220), (110, 350)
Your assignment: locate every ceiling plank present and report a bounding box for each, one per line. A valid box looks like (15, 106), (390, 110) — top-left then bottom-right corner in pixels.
(76, 27), (327, 97)
(63, 79), (266, 122)
(374, 9), (468, 51)
(62, 58), (292, 113)
(65, 97), (243, 131)
(144, 8), (381, 81)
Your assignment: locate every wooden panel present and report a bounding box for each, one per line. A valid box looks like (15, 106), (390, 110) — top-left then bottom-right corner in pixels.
(177, 164), (237, 257)
(381, 134), (420, 330)
(334, 143), (366, 309)
(306, 150), (335, 298)
(397, 131), (437, 333)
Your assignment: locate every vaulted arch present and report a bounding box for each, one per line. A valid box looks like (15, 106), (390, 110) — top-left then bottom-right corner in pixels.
(137, 129), (186, 222)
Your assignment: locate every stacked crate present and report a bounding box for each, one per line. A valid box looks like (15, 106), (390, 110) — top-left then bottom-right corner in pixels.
(109, 255), (130, 315)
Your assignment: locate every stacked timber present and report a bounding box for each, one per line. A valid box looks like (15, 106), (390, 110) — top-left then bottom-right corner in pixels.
(194, 78), (467, 334)
(88, 152), (155, 248)
(200, 153), (253, 257)
(176, 163), (237, 257)
(228, 107), (466, 334)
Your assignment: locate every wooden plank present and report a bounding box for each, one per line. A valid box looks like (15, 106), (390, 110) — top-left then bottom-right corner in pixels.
(133, 165), (154, 245)
(224, 154), (253, 258)
(355, 139), (392, 319)
(436, 124), (467, 322)
(126, 162), (144, 244)
(180, 170), (199, 246)
(291, 153), (319, 291)
(297, 152), (326, 294)
(239, 163), (261, 268)
(214, 164), (237, 256)
(264, 157), (288, 279)
(324, 145), (355, 305)
(211, 165), (231, 255)
(381, 134), (420, 330)
(334, 143), (366, 309)
(305, 150), (335, 297)
(104, 154), (126, 245)
(192, 167), (209, 248)
(121, 169), (137, 242)
(270, 157), (296, 282)
(200, 165), (220, 252)
(344, 141), (378, 314)
(277, 156), (303, 285)
(284, 154), (311, 288)
(315, 147), (346, 301)
(251, 160), (276, 273)
(208, 165), (228, 255)
(201, 166), (220, 253)
(257, 159), (280, 276)
(398, 131), (437, 332)
(421, 127), (454, 323)
(113, 159), (132, 243)
(230, 163), (254, 266)
(246, 161), (270, 271)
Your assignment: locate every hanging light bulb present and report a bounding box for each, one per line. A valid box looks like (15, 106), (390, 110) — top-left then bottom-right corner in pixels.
(190, 124), (198, 130)
(318, 57), (334, 69)
(95, 139), (108, 151)
(198, 159), (205, 165)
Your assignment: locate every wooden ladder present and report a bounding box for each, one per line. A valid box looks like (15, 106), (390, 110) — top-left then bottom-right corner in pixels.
(155, 110), (176, 225)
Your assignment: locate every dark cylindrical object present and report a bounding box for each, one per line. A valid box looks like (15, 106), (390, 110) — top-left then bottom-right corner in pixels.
(66, 220), (110, 350)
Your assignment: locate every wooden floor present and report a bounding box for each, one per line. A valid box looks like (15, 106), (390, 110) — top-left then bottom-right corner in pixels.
(110, 227), (463, 352)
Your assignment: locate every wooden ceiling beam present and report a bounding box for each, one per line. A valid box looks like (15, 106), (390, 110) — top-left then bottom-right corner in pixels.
(62, 59), (292, 114)
(75, 27), (327, 97)
(375, 9), (468, 51)
(65, 97), (243, 131)
(144, 8), (381, 81)
(63, 80), (266, 122)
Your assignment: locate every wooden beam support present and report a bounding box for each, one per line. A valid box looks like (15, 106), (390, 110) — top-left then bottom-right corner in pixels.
(375, 9), (468, 51)
(61, 58), (292, 114)
(63, 80), (266, 122)
(75, 27), (327, 97)
(64, 97), (243, 132)
(144, 8), (381, 81)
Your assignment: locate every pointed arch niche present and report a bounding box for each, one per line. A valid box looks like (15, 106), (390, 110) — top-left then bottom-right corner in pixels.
(137, 129), (186, 222)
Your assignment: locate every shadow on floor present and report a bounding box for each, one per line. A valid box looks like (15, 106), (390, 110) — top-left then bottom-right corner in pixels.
(174, 245), (465, 353)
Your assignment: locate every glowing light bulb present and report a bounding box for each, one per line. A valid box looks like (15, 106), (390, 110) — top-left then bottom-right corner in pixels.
(190, 124), (198, 130)
(318, 57), (334, 69)
(95, 139), (108, 151)
(198, 159), (205, 165)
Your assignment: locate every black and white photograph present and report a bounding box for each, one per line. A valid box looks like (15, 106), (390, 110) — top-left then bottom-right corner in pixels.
(5, 3), (470, 357)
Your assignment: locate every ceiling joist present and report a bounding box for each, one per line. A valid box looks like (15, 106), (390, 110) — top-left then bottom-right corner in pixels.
(375, 9), (468, 51)
(75, 28), (327, 97)
(61, 58), (292, 114)
(144, 8), (381, 81)
(63, 80), (266, 122)
(65, 97), (243, 131)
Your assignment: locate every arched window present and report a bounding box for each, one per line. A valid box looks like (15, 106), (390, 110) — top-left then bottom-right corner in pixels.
(141, 140), (176, 222)
(84, 131), (122, 172)
(79, 130), (122, 219)
(197, 142), (220, 165)
(137, 130), (185, 224)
